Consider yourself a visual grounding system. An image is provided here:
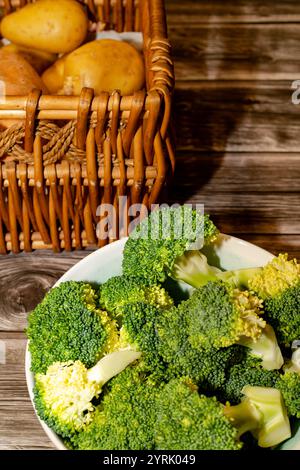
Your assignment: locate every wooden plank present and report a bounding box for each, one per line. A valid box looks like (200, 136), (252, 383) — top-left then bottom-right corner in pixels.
(240, 234), (300, 259)
(170, 24), (300, 80)
(0, 251), (89, 332)
(0, 332), (54, 450)
(166, 0), (300, 24)
(174, 81), (300, 152)
(175, 152), (300, 193)
(168, 192), (300, 235)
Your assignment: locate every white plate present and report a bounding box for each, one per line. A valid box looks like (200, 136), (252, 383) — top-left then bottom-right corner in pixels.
(25, 234), (300, 450)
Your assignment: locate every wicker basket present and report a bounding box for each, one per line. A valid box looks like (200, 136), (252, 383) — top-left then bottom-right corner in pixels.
(0, 0), (175, 253)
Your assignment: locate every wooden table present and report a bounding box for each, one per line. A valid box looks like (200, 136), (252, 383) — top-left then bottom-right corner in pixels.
(1, 0), (300, 449)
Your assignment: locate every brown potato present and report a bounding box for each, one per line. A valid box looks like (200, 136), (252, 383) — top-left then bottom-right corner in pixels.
(62, 39), (145, 95)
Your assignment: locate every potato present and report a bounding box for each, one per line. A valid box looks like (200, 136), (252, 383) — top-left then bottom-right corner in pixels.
(2, 43), (57, 73)
(42, 56), (66, 94)
(0, 49), (48, 128)
(62, 39), (145, 95)
(0, 0), (88, 54)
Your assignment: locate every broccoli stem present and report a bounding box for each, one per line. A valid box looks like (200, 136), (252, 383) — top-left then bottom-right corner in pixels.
(87, 350), (141, 384)
(218, 267), (263, 289)
(283, 348), (300, 374)
(172, 251), (263, 289)
(238, 325), (284, 370)
(242, 386), (291, 448)
(224, 386), (291, 448)
(171, 251), (222, 288)
(223, 397), (262, 438)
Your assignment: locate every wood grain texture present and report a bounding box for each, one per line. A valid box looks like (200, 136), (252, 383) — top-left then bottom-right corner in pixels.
(175, 152), (300, 193)
(0, 333), (54, 450)
(168, 192), (300, 235)
(172, 25), (300, 80)
(174, 82), (299, 152)
(167, 0), (300, 24)
(0, 252), (90, 332)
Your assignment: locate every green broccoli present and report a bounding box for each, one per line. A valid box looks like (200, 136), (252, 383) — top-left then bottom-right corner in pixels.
(158, 281), (283, 370)
(217, 361), (280, 404)
(156, 294), (245, 387)
(73, 365), (162, 450)
(34, 350), (141, 439)
(182, 252), (300, 346)
(216, 348), (300, 419)
(118, 302), (167, 375)
(99, 275), (173, 321)
(248, 254), (300, 345)
(275, 349), (300, 418)
(155, 379), (291, 450)
(115, 292), (244, 386)
(168, 344), (245, 392)
(27, 281), (119, 374)
(123, 205), (219, 285)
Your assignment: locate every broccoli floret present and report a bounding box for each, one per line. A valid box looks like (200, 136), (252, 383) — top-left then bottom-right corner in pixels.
(184, 281), (265, 349)
(249, 254), (300, 299)
(248, 254), (300, 346)
(275, 349), (300, 418)
(34, 350), (141, 439)
(165, 281), (283, 370)
(155, 379), (291, 449)
(219, 362), (280, 405)
(73, 366), (162, 450)
(156, 297), (245, 387)
(27, 281), (119, 374)
(99, 275), (173, 321)
(123, 206), (219, 285)
(263, 286), (300, 345)
(118, 302), (168, 375)
(276, 372), (300, 419)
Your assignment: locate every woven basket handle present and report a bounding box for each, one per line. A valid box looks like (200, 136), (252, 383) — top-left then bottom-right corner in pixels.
(149, 0), (168, 40)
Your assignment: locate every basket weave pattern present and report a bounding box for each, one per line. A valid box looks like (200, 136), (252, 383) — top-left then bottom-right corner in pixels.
(0, 0), (175, 253)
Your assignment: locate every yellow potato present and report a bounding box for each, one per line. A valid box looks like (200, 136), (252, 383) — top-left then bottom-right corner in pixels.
(3, 43), (57, 73)
(63, 39), (145, 96)
(0, 0), (88, 54)
(42, 56), (66, 94)
(0, 49), (48, 128)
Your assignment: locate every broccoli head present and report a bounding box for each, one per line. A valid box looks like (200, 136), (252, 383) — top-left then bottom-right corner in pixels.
(276, 372), (300, 419)
(169, 281), (283, 370)
(249, 254), (300, 299)
(73, 365), (162, 450)
(34, 350), (141, 439)
(99, 275), (173, 321)
(263, 285), (300, 346)
(155, 379), (241, 450)
(248, 254), (300, 346)
(123, 205), (218, 285)
(118, 302), (167, 376)
(275, 349), (300, 418)
(218, 361), (280, 405)
(28, 281), (119, 374)
(156, 297), (245, 387)
(155, 379), (291, 449)
(184, 281), (265, 349)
